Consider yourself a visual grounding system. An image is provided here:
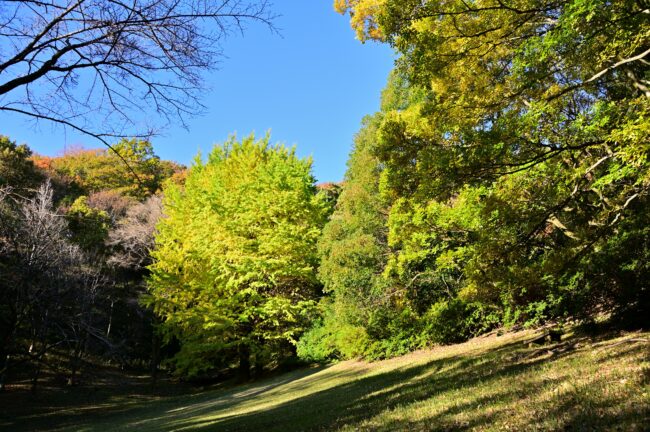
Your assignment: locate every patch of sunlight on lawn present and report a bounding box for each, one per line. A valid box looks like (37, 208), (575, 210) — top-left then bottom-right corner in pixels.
(7, 327), (648, 432)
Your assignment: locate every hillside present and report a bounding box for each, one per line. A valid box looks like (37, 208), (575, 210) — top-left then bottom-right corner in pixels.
(2, 325), (648, 431)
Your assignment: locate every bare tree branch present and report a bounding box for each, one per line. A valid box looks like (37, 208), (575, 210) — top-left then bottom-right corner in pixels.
(0, 0), (276, 143)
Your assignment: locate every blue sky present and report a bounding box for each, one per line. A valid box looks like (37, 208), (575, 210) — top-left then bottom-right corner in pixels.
(1, 2), (394, 183)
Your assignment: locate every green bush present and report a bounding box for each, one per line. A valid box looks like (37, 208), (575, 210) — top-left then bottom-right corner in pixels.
(297, 315), (372, 363)
(423, 299), (497, 345)
(363, 306), (425, 360)
(296, 319), (339, 363)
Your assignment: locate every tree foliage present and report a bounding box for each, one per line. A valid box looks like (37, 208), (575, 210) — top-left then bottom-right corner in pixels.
(147, 134), (329, 377)
(0, 136), (182, 391)
(107, 194), (163, 271)
(300, 0), (649, 363)
(39, 139), (180, 199)
(0, 0), (647, 392)
(318, 114), (390, 323)
(368, 0), (650, 322)
(0, 135), (43, 190)
(66, 196), (111, 250)
(301, 114), (392, 360)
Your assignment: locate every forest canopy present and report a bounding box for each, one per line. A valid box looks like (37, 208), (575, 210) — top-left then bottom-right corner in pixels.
(0, 135), (180, 390)
(0, 0), (647, 390)
(294, 0), (650, 360)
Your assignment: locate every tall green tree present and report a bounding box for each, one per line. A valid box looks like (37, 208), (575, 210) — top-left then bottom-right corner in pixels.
(305, 114), (393, 359)
(318, 114), (389, 325)
(300, 72), (449, 361)
(147, 134), (329, 378)
(335, 0), (650, 323)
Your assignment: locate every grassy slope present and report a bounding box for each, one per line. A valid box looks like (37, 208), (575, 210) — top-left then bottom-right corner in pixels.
(2, 327), (648, 431)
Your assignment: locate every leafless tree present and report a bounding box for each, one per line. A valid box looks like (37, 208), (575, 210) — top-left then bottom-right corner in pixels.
(87, 189), (135, 223)
(0, 0), (275, 145)
(107, 193), (161, 270)
(0, 181), (111, 391)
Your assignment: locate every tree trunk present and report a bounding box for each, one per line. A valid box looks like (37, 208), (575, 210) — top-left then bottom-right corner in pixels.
(106, 299), (114, 338)
(30, 362), (41, 394)
(238, 343), (250, 382)
(0, 314), (16, 392)
(0, 354), (9, 392)
(68, 338), (84, 386)
(150, 332), (161, 390)
(253, 360), (264, 379)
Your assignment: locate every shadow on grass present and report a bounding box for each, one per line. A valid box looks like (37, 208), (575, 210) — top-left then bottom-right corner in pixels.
(5, 330), (648, 432)
(2, 364), (330, 432)
(178, 347), (546, 431)
(173, 334), (647, 432)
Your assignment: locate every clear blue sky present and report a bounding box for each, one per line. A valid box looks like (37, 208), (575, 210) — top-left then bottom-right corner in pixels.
(1, 2), (394, 183)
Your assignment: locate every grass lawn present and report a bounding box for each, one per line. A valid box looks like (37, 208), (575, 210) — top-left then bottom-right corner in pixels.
(1, 326), (648, 431)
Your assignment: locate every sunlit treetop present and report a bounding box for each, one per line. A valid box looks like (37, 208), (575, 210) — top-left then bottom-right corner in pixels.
(32, 139), (182, 199)
(334, 0), (386, 41)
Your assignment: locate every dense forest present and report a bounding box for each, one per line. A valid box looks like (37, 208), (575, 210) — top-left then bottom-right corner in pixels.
(0, 137), (185, 390)
(0, 0), (648, 403)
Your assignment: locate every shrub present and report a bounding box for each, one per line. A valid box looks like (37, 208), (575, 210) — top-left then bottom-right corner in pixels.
(423, 299), (497, 345)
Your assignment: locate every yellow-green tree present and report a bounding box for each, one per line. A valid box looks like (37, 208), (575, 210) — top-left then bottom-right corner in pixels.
(147, 134), (329, 378)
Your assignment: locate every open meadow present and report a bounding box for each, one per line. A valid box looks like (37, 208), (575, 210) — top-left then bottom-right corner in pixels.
(2, 326), (648, 431)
